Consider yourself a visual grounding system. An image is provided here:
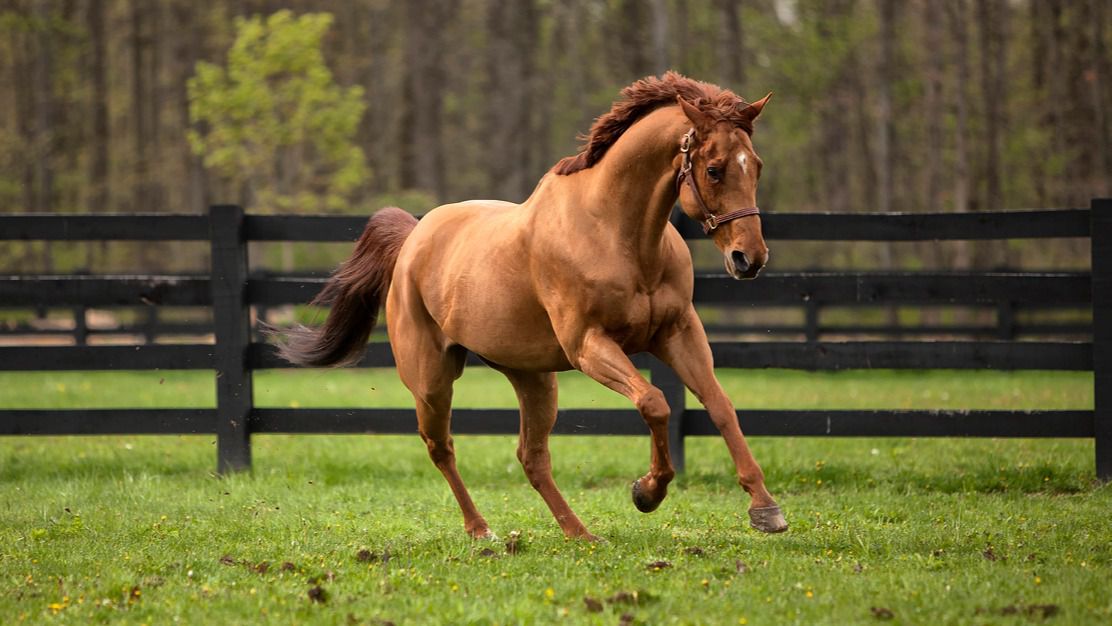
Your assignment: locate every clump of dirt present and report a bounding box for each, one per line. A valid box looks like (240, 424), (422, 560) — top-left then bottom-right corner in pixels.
(505, 531), (522, 555)
(607, 590), (655, 606)
(975, 604), (1059, 619)
(870, 606), (894, 620)
(646, 560), (671, 571)
(583, 596), (603, 613)
(307, 585), (327, 604)
(684, 546), (705, 557)
(356, 549), (377, 563)
(281, 561), (296, 572)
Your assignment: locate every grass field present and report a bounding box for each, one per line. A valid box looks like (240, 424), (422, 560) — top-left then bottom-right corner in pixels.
(1, 369), (1107, 624)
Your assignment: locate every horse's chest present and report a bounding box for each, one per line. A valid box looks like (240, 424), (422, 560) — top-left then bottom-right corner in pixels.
(592, 287), (680, 350)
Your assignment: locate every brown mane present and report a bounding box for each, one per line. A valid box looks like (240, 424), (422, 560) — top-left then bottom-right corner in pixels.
(553, 71), (756, 176)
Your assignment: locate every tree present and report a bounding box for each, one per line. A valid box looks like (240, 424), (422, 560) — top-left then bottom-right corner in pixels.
(186, 10), (368, 215)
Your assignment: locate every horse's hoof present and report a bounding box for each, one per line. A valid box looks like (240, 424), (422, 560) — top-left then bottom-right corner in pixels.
(468, 528), (497, 540)
(631, 479), (662, 513)
(748, 505), (788, 533)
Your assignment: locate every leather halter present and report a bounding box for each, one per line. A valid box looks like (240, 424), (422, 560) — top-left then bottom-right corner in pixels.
(675, 128), (761, 234)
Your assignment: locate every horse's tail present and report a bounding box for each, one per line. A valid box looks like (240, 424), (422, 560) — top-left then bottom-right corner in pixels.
(273, 207), (418, 368)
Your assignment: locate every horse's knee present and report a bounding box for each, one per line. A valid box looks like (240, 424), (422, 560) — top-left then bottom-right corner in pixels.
(636, 387), (670, 425)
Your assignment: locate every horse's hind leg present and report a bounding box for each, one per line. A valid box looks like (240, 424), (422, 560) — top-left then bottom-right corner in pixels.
(500, 368), (596, 540)
(395, 339), (492, 539)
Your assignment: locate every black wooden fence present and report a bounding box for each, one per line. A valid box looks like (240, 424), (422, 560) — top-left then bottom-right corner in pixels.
(1, 201), (1108, 479)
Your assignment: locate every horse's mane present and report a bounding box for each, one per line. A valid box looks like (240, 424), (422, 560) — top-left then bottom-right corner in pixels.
(552, 71), (755, 176)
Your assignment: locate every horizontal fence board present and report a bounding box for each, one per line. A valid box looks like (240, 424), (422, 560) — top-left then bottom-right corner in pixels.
(0, 409), (217, 434)
(672, 209), (1091, 241)
(684, 409), (1095, 438)
(0, 210), (1089, 244)
(709, 341), (1092, 370)
(251, 408), (646, 435)
(245, 215), (369, 242)
(249, 272), (1092, 307)
(0, 214), (210, 241)
(0, 345), (215, 370)
(693, 272), (1091, 305)
(706, 323), (1092, 337)
(0, 275), (211, 306)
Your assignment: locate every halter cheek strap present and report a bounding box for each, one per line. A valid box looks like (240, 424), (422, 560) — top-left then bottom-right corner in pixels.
(675, 129), (761, 234)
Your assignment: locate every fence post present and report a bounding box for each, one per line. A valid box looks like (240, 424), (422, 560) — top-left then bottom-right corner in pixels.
(1092, 198), (1111, 481)
(650, 356), (686, 474)
(73, 305), (88, 345)
(210, 204), (253, 473)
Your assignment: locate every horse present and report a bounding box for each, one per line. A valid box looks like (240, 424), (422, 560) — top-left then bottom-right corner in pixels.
(274, 72), (787, 540)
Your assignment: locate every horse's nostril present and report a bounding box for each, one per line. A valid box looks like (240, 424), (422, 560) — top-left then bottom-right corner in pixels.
(731, 250), (750, 274)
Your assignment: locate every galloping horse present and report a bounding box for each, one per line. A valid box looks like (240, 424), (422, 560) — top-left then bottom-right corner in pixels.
(276, 72), (787, 539)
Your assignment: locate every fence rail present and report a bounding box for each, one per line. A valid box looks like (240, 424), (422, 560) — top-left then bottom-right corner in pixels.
(1, 201), (1108, 478)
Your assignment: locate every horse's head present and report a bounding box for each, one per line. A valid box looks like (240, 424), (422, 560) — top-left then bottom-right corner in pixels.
(675, 94), (771, 280)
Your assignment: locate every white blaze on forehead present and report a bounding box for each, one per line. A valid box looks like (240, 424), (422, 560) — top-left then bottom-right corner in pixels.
(737, 152), (748, 173)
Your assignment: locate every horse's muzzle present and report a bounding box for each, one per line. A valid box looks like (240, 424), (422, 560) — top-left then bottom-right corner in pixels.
(726, 249), (766, 280)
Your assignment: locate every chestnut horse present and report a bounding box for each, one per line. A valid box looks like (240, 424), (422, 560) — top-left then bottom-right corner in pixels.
(276, 73), (787, 539)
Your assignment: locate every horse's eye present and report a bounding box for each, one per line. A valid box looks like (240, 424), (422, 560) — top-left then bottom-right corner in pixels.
(706, 166), (722, 182)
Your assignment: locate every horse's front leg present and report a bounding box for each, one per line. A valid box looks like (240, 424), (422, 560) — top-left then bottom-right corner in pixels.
(568, 328), (675, 513)
(653, 307), (788, 533)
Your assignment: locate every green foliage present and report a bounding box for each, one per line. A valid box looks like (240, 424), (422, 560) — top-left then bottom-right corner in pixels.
(187, 10), (369, 214)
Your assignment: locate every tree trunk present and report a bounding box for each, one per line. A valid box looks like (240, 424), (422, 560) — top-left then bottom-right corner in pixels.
(400, 0), (457, 202)
(31, 0), (54, 272)
(87, 0), (109, 268)
(1085, 0), (1110, 196)
(485, 0), (537, 202)
(715, 0), (745, 89)
(649, 0), (670, 74)
(976, 0), (1006, 211)
(948, 0), (972, 269)
(975, 0), (1007, 268)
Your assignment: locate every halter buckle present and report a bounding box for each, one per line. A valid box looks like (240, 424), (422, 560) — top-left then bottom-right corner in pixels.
(703, 215), (719, 232)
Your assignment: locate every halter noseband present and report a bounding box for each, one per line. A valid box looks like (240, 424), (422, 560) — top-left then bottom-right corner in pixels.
(676, 128), (761, 234)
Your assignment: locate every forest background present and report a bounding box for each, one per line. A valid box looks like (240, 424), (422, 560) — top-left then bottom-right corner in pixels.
(0, 0), (1109, 274)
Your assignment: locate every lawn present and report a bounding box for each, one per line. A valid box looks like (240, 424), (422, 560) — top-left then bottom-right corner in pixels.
(0, 369), (1107, 624)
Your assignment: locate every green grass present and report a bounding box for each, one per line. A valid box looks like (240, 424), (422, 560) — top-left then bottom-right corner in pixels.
(0, 370), (1107, 624)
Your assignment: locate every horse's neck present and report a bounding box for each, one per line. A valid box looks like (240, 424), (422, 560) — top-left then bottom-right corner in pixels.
(556, 108), (687, 260)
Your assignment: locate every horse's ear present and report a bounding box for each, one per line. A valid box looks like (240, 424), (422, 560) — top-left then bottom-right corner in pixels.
(677, 96), (714, 132)
(740, 92), (773, 122)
